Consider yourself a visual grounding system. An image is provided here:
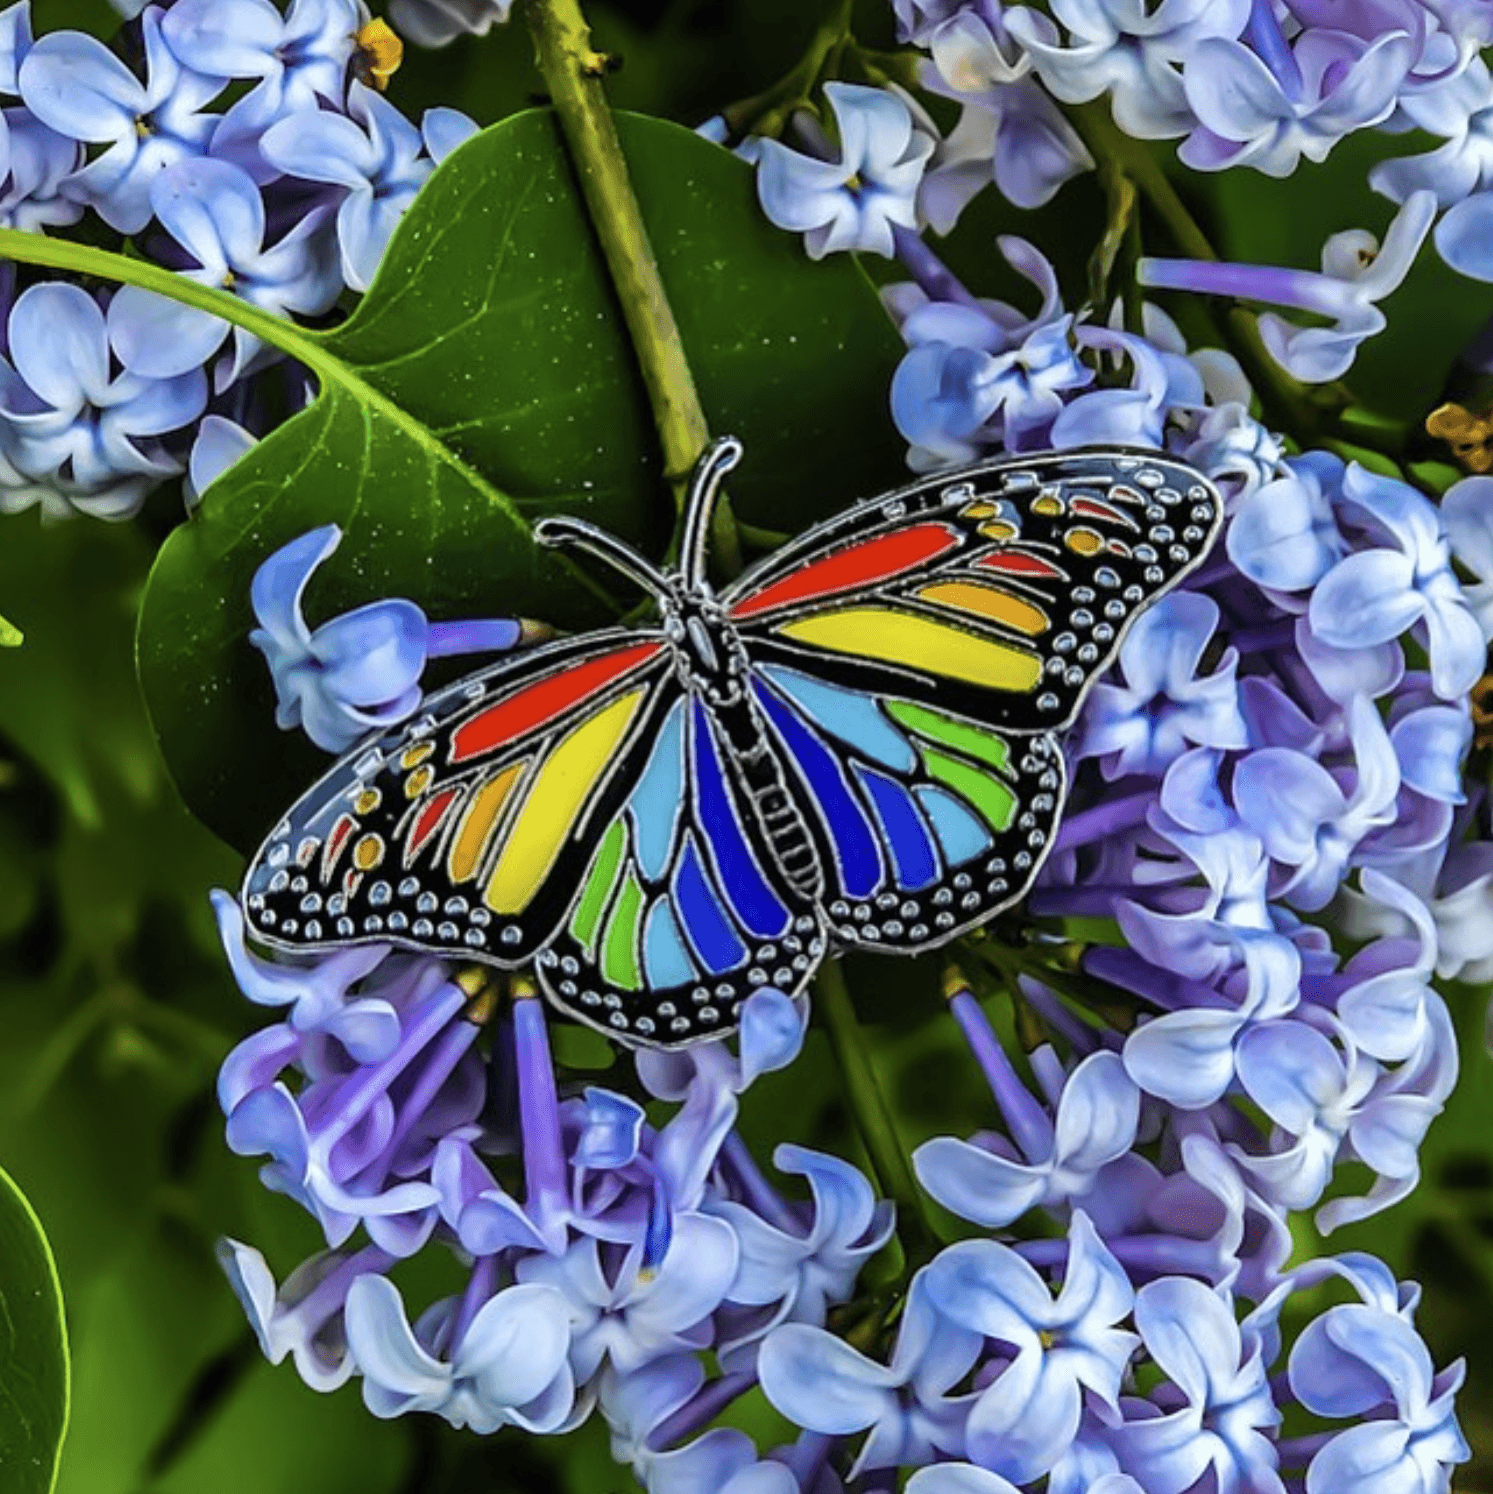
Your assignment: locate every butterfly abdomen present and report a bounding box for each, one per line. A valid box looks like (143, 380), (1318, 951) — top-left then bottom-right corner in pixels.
(711, 692), (824, 900)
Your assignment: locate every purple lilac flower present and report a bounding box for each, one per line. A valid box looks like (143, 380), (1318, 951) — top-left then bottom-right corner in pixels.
(1139, 191), (1437, 382)
(915, 9), (1092, 220)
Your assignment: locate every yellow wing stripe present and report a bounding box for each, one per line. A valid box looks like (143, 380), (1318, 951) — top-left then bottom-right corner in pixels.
(777, 608), (1042, 693)
(916, 580), (1049, 636)
(448, 760), (526, 884)
(484, 689), (646, 915)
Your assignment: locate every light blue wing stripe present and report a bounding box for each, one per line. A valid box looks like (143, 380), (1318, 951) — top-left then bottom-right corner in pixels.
(759, 664), (917, 773)
(627, 698), (686, 883)
(915, 785), (992, 864)
(643, 897), (697, 987)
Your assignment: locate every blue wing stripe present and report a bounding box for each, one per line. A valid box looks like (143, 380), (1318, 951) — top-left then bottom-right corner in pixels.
(916, 785), (992, 863)
(755, 682), (883, 900)
(643, 897), (697, 987)
(690, 703), (791, 938)
(675, 836), (749, 974)
(857, 766), (941, 891)
(759, 664), (917, 773)
(628, 698), (686, 882)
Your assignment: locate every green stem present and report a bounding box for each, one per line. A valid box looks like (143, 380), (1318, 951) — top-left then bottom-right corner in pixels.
(522, 0), (741, 576)
(722, 0), (855, 141)
(814, 958), (940, 1269)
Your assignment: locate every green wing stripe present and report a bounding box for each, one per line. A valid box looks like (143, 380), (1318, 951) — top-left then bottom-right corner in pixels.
(601, 869), (645, 990)
(886, 700), (1010, 773)
(922, 747), (1016, 830)
(570, 818), (626, 955)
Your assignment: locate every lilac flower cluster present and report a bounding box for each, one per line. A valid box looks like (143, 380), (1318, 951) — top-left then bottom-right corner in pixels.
(0, 0), (474, 521)
(748, 7), (1493, 387)
(196, 8), (1489, 1491)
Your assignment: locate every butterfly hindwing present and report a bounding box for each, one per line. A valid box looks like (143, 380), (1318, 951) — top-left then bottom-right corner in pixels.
(750, 664), (1066, 951)
(533, 694), (824, 1047)
(241, 630), (676, 965)
(726, 448), (1222, 734)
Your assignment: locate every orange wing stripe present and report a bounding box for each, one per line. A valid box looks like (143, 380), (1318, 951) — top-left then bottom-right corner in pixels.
(732, 524), (961, 620)
(451, 642), (663, 764)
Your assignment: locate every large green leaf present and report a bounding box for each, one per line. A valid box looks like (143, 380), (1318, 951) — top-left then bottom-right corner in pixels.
(132, 108), (905, 851)
(0, 1165), (68, 1494)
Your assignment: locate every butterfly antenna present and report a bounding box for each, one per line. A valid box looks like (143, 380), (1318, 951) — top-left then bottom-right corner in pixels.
(679, 436), (743, 590)
(534, 515), (672, 601)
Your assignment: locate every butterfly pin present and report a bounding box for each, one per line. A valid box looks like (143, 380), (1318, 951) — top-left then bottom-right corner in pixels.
(241, 439), (1222, 1048)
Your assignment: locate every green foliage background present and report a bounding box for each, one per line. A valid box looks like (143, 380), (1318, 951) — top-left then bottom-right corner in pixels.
(1, 2), (1492, 1491)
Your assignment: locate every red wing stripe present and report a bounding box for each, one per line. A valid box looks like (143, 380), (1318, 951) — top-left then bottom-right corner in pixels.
(408, 787), (461, 860)
(975, 551), (1065, 580)
(450, 641), (663, 763)
(731, 524), (961, 620)
(1071, 497), (1139, 529)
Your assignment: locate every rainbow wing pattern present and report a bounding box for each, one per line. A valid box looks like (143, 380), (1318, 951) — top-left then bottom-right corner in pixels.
(241, 446), (1221, 1048)
(242, 631), (677, 964)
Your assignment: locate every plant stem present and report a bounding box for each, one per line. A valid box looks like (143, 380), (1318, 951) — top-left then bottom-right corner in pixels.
(722, 0), (855, 141)
(522, 0), (741, 575)
(814, 957), (940, 1270)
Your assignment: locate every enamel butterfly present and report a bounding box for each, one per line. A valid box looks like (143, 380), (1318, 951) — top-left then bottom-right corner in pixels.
(241, 439), (1222, 1048)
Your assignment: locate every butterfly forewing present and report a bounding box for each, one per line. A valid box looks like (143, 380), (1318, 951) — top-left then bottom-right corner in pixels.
(725, 448), (1223, 733)
(533, 692), (823, 1047)
(241, 630), (677, 965)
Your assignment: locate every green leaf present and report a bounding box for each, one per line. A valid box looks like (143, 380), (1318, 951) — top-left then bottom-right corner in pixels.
(124, 107), (904, 849)
(0, 1165), (68, 1494)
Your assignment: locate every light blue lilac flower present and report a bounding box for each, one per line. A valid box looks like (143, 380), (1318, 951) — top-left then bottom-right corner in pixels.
(1234, 694), (1401, 911)
(344, 1272), (577, 1432)
(708, 1144), (894, 1358)
(18, 8), (224, 234)
(1112, 1276), (1282, 1492)
(217, 1237), (385, 1391)
(161, 0), (366, 141)
(755, 83), (934, 259)
(1139, 192), (1437, 381)
(926, 1213), (1137, 1484)
(914, 987), (1139, 1229)
(1005, 0), (1253, 140)
(0, 280), (206, 520)
(1227, 452), (1349, 594)
(248, 525), (428, 751)
(1077, 592), (1247, 778)
(0, 107), (80, 231)
(1290, 1298), (1469, 1492)
(260, 81), (435, 291)
(108, 157), (341, 387)
(1442, 472), (1493, 638)
(390, 0), (513, 47)
(1310, 461), (1485, 699)
(518, 1215), (740, 1382)
(1179, 24), (1418, 176)
(758, 1273), (981, 1475)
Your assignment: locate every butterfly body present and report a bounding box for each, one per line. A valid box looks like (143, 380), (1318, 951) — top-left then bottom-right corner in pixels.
(242, 442), (1221, 1048)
